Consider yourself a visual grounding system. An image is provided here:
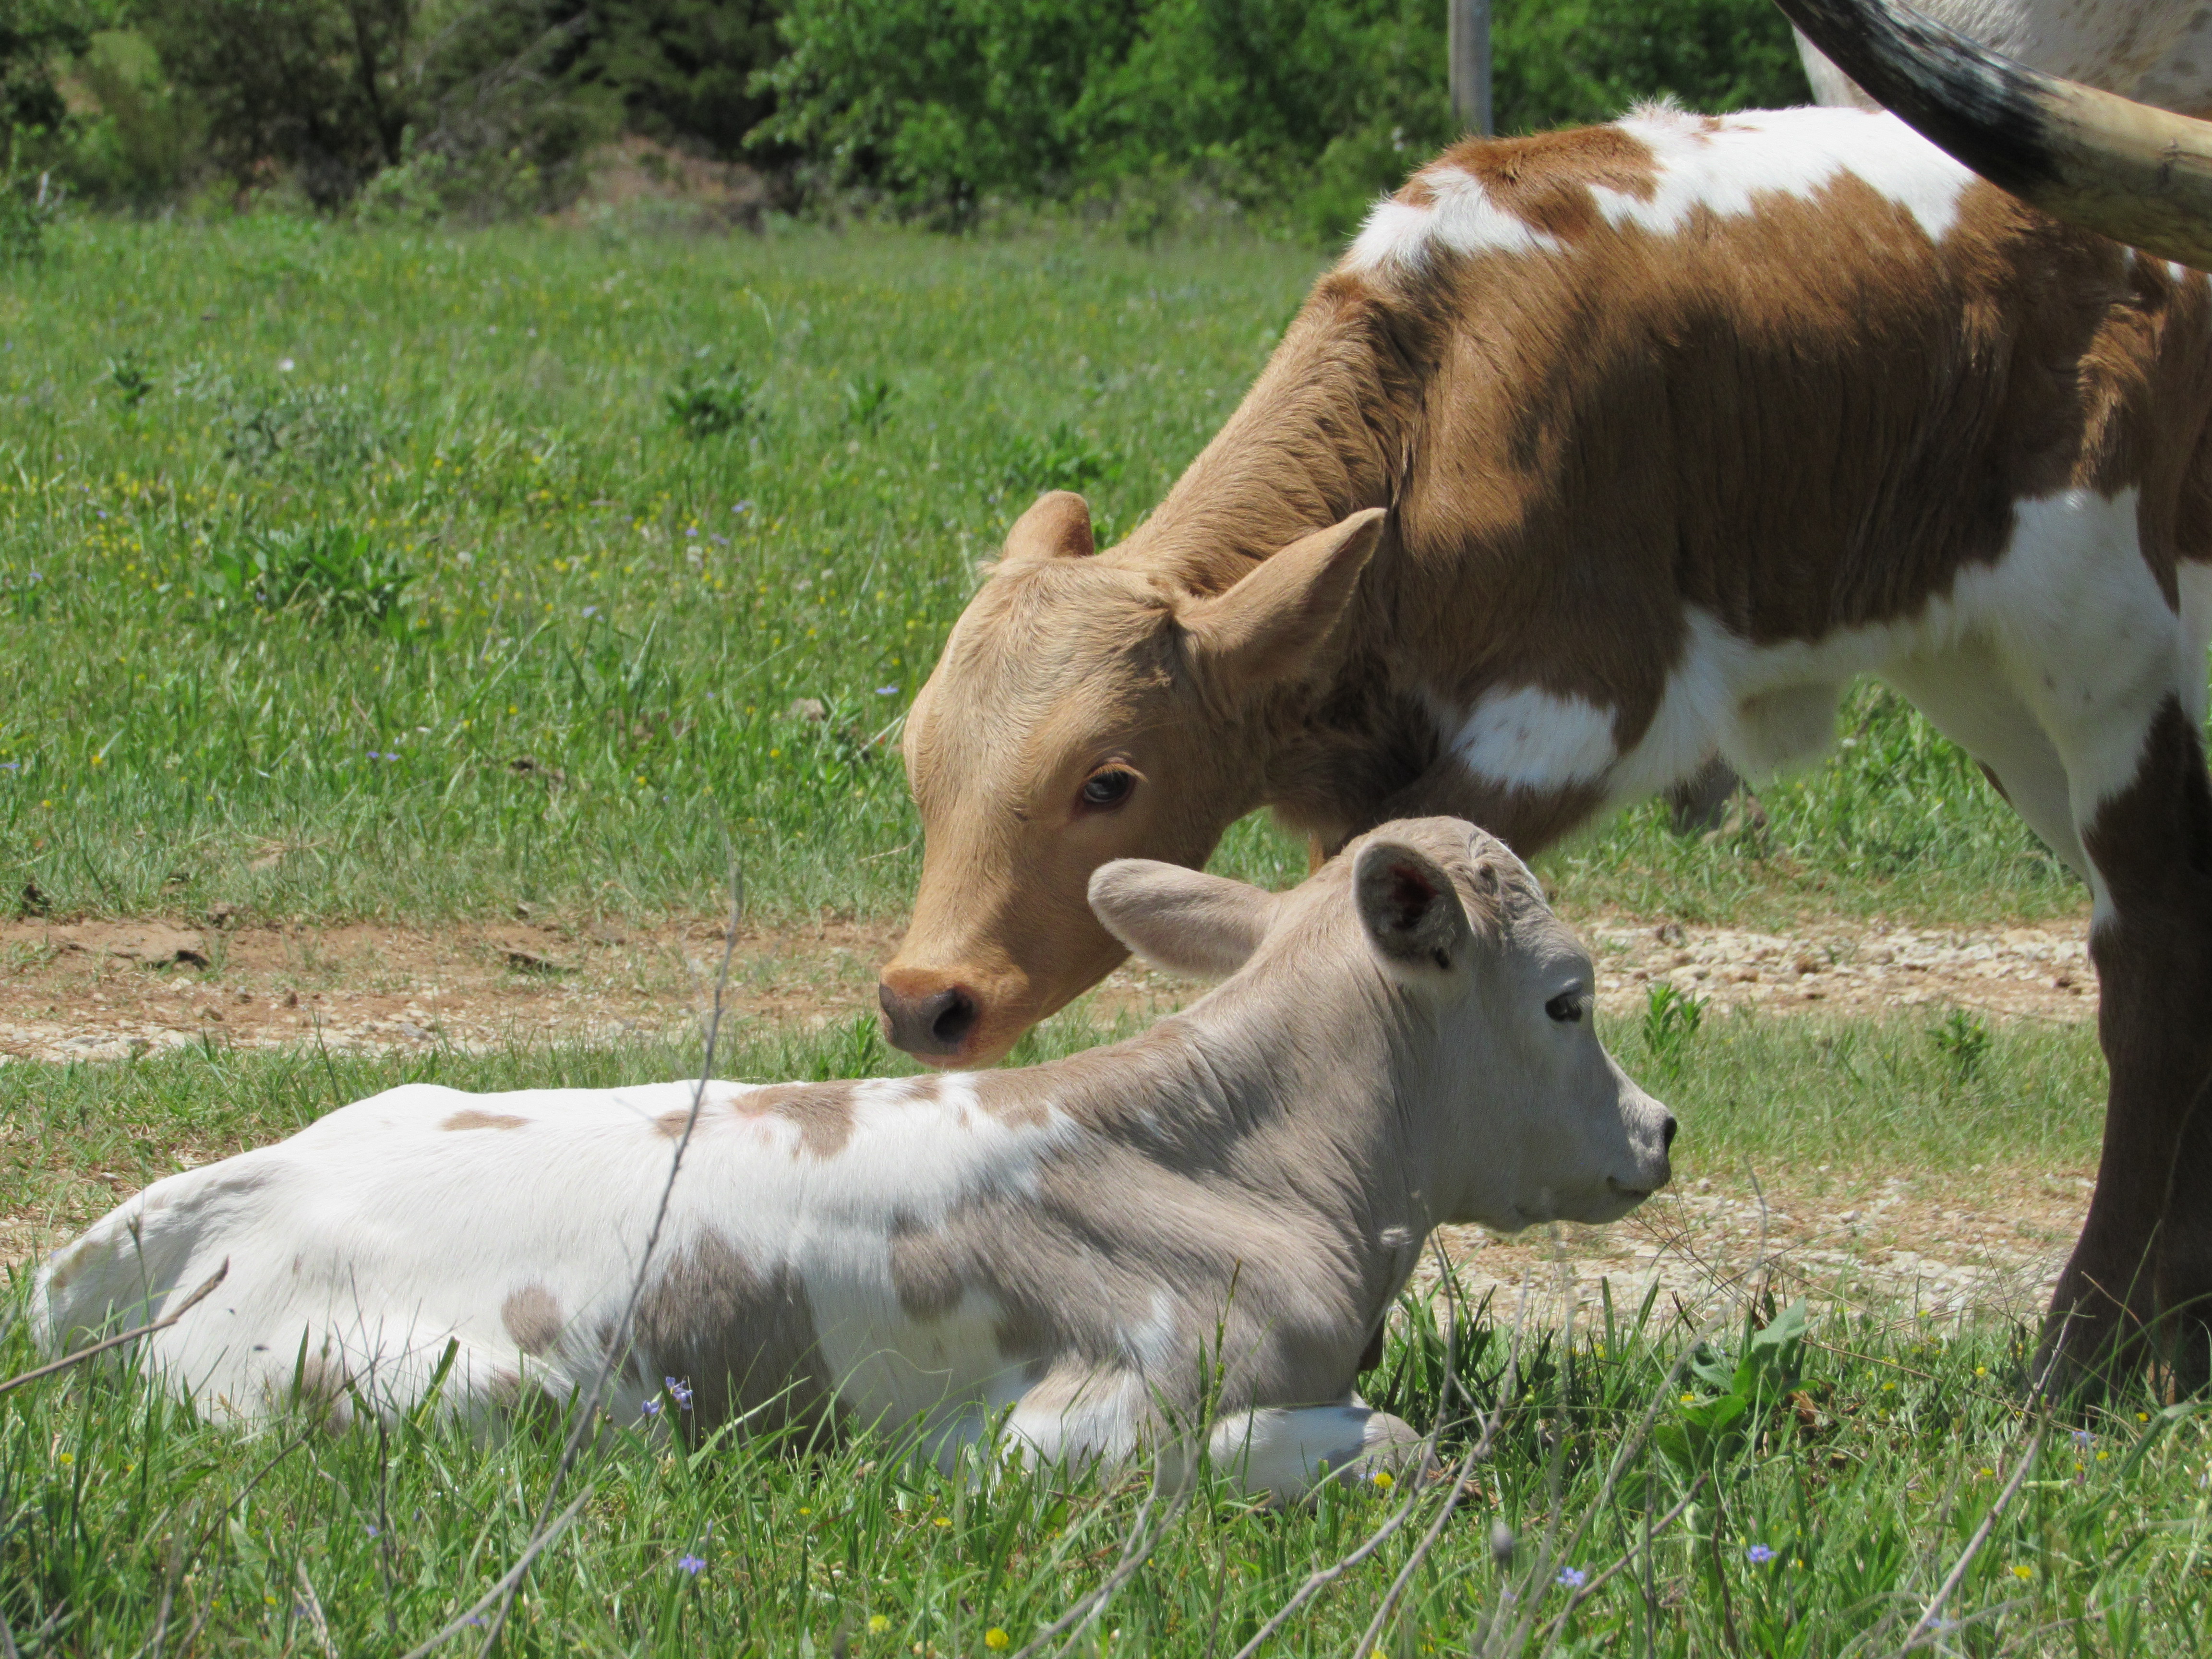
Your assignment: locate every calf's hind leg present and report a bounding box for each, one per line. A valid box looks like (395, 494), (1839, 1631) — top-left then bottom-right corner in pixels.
(2047, 698), (2212, 1391)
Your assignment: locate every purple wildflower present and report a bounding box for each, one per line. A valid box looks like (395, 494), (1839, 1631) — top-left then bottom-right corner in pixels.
(710, 534), (730, 546)
(686, 528), (699, 538)
(2073, 1429), (2095, 1449)
(640, 1397), (662, 1417)
(665, 1377), (694, 1409)
(677, 1553), (706, 1576)
(582, 606), (598, 618)
(876, 685), (900, 696)
(1747, 1545), (1775, 1564)
(1556, 1567), (1586, 1589)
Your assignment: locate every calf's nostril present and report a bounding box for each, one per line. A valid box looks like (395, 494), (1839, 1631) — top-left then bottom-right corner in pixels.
(878, 981), (981, 1058)
(929, 987), (978, 1049)
(1661, 1115), (1678, 1152)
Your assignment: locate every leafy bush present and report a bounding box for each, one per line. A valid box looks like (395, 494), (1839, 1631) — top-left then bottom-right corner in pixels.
(176, 362), (396, 472)
(997, 421), (1120, 494)
(199, 526), (418, 635)
(664, 357), (760, 437)
(763, 0), (1809, 235)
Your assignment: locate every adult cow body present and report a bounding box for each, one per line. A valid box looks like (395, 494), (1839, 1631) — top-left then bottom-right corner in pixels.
(882, 103), (2212, 1385)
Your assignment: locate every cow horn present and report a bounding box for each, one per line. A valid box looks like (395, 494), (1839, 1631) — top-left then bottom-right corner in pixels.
(1770, 0), (2212, 271)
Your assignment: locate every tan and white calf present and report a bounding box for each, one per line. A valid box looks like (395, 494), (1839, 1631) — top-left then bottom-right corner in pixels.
(34, 818), (1672, 1499)
(881, 103), (2212, 1383)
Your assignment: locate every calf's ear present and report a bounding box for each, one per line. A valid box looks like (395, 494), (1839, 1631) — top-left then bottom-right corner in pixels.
(1002, 491), (1095, 562)
(1088, 861), (1278, 979)
(1354, 841), (1475, 981)
(1180, 508), (1385, 686)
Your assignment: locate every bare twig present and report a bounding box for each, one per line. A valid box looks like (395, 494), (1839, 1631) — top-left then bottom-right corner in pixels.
(1535, 1475), (1709, 1642)
(463, 861), (745, 1658)
(1894, 1429), (2045, 1654)
(295, 1560), (337, 1659)
(0, 1261), (229, 1397)
(1346, 1246), (1511, 1659)
(397, 1487), (597, 1659)
(1232, 1253), (1528, 1659)
(1006, 1476), (1188, 1659)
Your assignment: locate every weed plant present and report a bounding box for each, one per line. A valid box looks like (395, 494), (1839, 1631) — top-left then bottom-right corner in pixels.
(0, 1013), (2197, 1654)
(0, 216), (2097, 929)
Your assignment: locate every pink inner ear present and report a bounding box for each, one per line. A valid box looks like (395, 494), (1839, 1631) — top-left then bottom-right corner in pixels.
(1383, 862), (1438, 930)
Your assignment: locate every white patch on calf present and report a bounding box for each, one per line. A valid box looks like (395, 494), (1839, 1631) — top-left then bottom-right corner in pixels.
(1600, 107), (1973, 246)
(1345, 170), (1564, 276)
(1447, 684), (1617, 790)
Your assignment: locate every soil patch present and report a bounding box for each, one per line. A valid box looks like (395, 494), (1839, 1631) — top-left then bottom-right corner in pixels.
(0, 905), (2098, 1069)
(1418, 1167), (2086, 1337)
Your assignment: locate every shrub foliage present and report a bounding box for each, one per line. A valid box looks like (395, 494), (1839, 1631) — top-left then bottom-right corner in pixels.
(11, 0), (1805, 228)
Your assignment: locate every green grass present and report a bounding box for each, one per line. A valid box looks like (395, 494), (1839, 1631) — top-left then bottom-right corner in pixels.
(0, 1013), (2196, 1656)
(0, 212), (2095, 931)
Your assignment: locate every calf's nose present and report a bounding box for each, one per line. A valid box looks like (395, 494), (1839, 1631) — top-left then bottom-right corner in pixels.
(1662, 1115), (1678, 1152)
(878, 980), (979, 1058)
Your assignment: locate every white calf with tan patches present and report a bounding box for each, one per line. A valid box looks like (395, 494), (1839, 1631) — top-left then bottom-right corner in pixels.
(885, 98), (2212, 1386)
(34, 819), (1671, 1501)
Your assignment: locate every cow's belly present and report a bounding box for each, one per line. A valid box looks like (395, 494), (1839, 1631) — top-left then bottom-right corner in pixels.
(1441, 489), (2191, 818)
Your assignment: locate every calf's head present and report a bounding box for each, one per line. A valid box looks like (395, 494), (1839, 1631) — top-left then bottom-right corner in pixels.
(881, 491), (1385, 1066)
(1091, 817), (1677, 1228)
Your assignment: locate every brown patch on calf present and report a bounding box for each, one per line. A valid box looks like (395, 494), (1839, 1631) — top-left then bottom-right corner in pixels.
(726, 1082), (857, 1159)
(1442, 124), (1659, 241)
(442, 1110), (529, 1132)
(502, 1284), (565, 1357)
(632, 1229), (836, 1428)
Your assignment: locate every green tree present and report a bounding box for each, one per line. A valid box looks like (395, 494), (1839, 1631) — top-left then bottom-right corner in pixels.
(135, 0), (410, 204)
(566, 0), (784, 160)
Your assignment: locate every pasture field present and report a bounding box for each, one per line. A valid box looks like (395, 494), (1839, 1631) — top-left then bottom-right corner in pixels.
(0, 212), (2091, 932)
(0, 211), (2184, 1651)
(4, 1011), (2208, 1657)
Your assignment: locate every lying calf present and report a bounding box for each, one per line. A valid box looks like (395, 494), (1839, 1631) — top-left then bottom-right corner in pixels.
(34, 817), (1672, 1499)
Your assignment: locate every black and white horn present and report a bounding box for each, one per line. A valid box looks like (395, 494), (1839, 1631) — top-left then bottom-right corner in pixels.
(1771, 0), (2212, 270)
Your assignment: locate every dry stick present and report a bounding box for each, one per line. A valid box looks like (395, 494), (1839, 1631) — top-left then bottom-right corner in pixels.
(1506, 1184), (1777, 1659)
(1537, 1475), (1709, 1643)
(396, 1488), (598, 1659)
(1346, 1437), (1491, 1659)
(460, 866), (747, 1659)
(0, 1261), (230, 1397)
(1228, 1259), (1531, 1659)
(1005, 1478), (1187, 1659)
(1344, 1245), (1507, 1659)
(1892, 1429), (2047, 1655)
(294, 1561), (337, 1659)
(144, 1536), (184, 1659)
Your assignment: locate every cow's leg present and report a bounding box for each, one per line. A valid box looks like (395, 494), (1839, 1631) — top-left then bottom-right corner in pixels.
(2156, 1081), (2212, 1391)
(2048, 698), (2212, 1390)
(1894, 547), (2212, 1392)
(1193, 1401), (1424, 1502)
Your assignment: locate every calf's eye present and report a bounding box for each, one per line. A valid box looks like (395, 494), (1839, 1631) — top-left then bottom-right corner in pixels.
(1544, 992), (1583, 1023)
(1080, 769), (1136, 810)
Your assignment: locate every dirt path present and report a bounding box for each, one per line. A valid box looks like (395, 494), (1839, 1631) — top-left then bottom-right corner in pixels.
(0, 907), (2097, 1067)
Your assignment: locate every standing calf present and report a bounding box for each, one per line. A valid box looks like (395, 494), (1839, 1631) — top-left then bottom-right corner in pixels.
(35, 819), (1672, 1501)
(880, 99), (2212, 1386)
